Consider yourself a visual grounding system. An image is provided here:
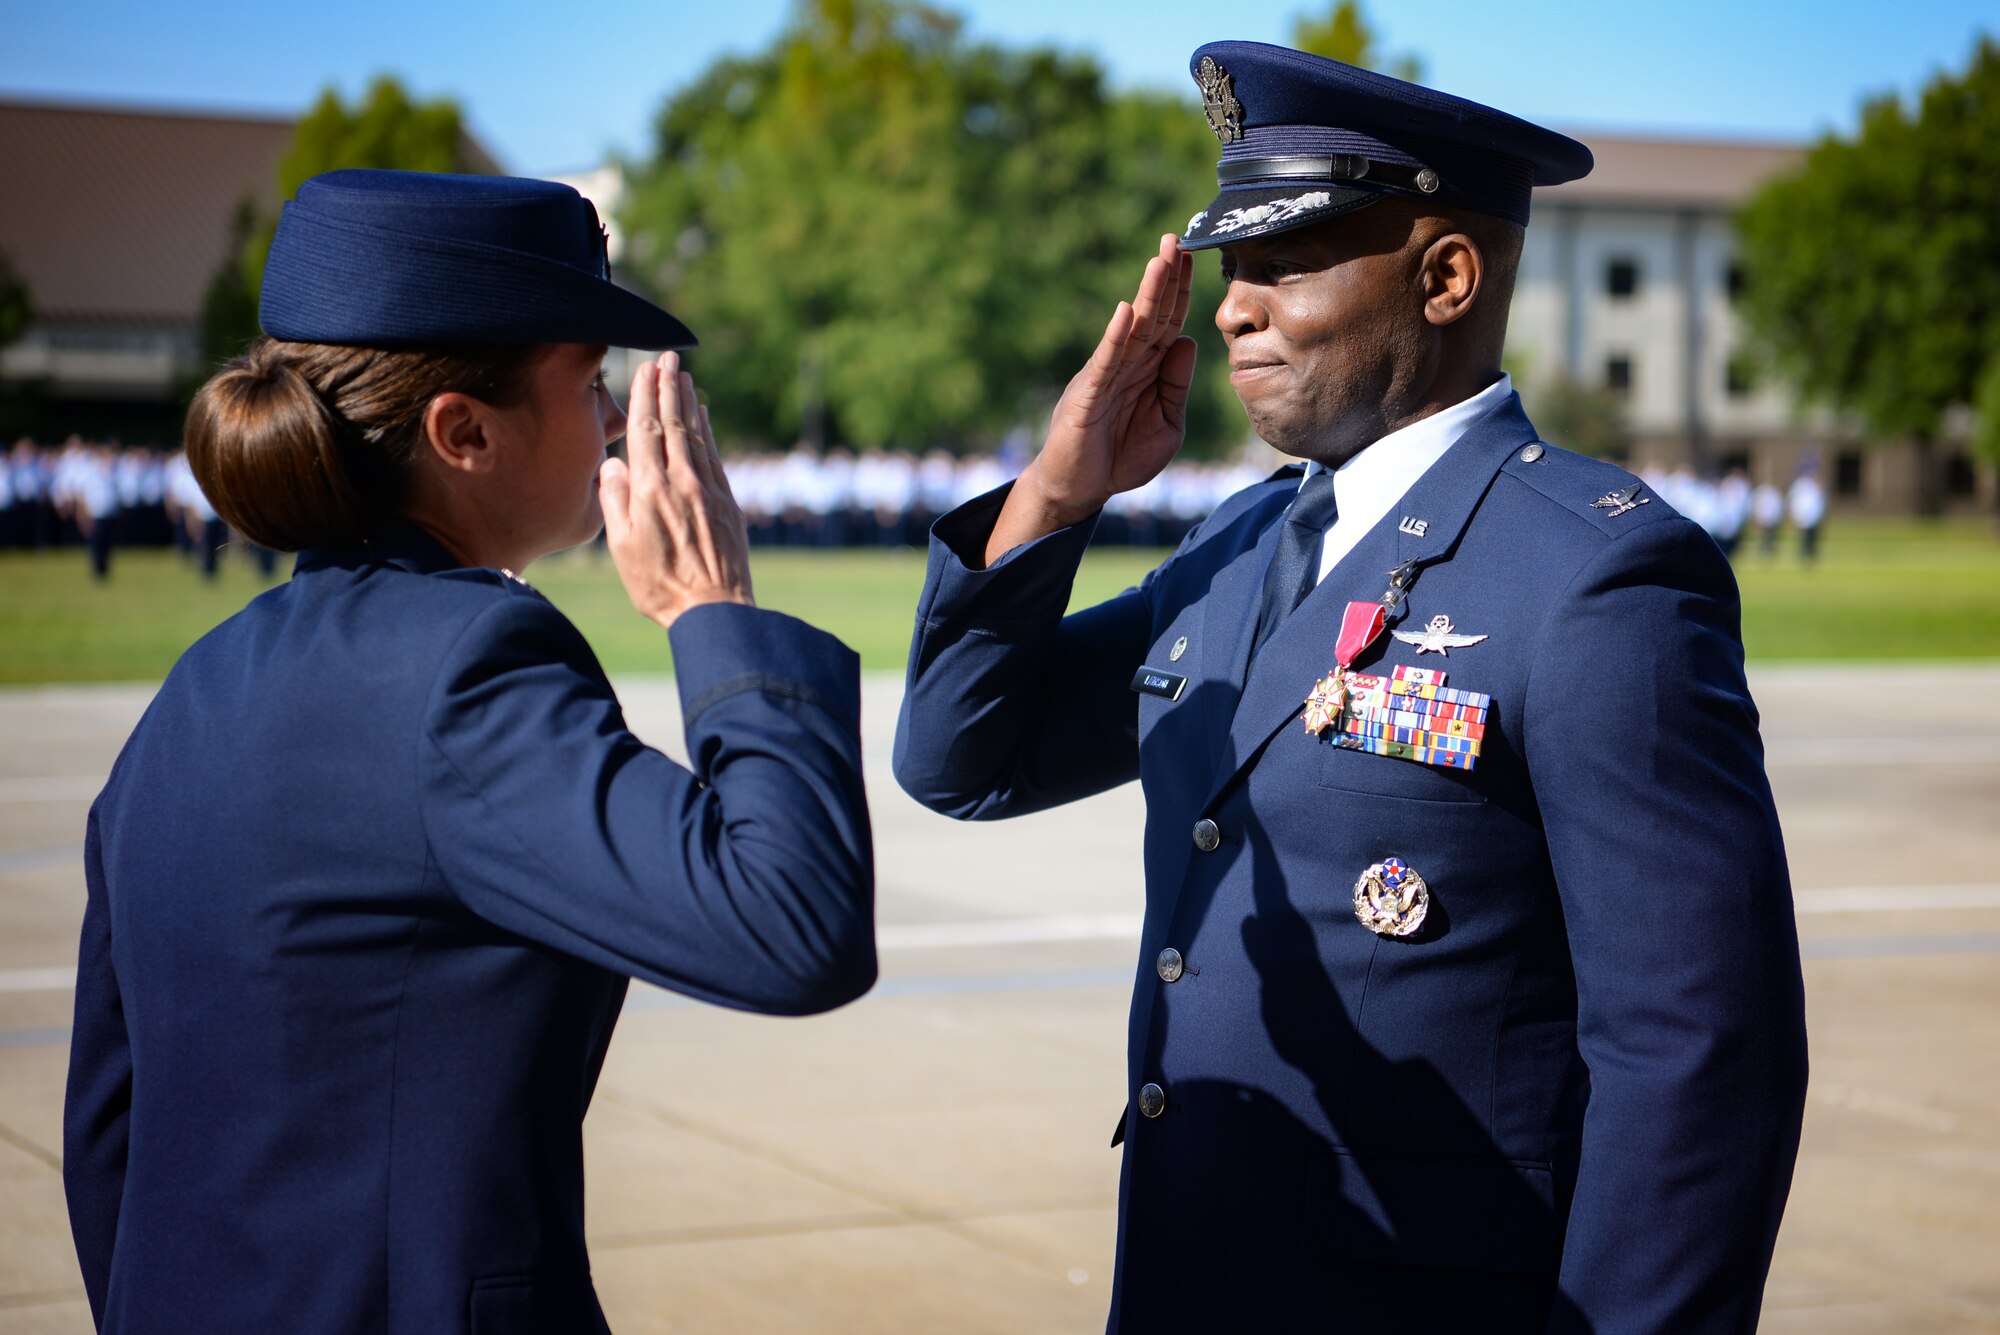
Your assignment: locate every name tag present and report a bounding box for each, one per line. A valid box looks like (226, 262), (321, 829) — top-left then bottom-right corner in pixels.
(1130, 666), (1188, 702)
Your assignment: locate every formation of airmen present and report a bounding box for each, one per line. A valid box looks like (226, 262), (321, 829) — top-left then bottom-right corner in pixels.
(1636, 461), (1828, 561)
(2, 433), (1829, 573)
(1, 437), (243, 578)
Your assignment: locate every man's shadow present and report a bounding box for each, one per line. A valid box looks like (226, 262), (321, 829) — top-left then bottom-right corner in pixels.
(1119, 670), (1592, 1330)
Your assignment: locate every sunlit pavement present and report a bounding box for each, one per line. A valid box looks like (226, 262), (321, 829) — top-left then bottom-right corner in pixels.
(1, 665), (1997, 1332)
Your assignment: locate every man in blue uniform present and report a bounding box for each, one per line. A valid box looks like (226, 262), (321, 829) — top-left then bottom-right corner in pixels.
(895, 42), (1808, 1333)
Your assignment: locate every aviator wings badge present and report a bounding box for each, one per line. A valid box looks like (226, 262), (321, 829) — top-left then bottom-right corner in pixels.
(1391, 614), (1488, 657)
(1591, 484), (1650, 518)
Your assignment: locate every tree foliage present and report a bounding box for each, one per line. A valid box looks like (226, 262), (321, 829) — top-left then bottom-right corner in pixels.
(0, 248), (31, 350)
(201, 77), (485, 360)
(622, 0), (1243, 453)
(1291, 1), (1423, 83)
(1736, 37), (2000, 501)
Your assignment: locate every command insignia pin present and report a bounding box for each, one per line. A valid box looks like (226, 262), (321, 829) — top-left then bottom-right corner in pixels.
(1169, 635), (1189, 662)
(1354, 858), (1429, 937)
(1390, 614), (1488, 656)
(1302, 669), (1349, 736)
(1197, 57), (1245, 143)
(1591, 484), (1650, 518)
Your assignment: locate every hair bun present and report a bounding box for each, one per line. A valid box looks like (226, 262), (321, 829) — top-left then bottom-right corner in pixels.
(185, 345), (369, 551)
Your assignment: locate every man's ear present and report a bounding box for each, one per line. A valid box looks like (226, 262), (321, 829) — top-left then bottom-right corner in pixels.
(422, 393), (498, 475)
(1419, 233), (1484, 328)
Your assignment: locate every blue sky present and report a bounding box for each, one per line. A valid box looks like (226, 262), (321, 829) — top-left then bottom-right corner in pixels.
(3, 0), (1991, 175)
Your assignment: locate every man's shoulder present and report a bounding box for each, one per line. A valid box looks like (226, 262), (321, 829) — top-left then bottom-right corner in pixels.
(1490, 439), (1683, 540)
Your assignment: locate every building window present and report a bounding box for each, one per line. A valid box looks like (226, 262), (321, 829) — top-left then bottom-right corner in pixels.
(1945, 452), (1978, 498)
(1725, 354), (1756, 398)
(1726, 262), (1747, 302)
(1834, 451), (1864, 497)
(1605, 257), (1640, 299)
(1605, 355), (1633, 395)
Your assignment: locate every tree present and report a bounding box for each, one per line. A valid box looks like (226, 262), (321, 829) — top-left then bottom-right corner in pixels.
(622, 0), (1244, 453)
(199, 76), (486, 363)
(1291, 1), (1423, 82)
(0, 248), (30, 350)
(1736, 37), (2000, 516)
(1523, 374), (1631, 462)
(198, 198), (261, 364)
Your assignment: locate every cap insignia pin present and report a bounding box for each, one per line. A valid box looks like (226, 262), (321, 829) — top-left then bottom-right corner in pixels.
(1354, 858), (1430, 937)
(1390, 614), (1488, 657)
(1590, 484), (1650, 518)
(1197, 57), (1244, 144)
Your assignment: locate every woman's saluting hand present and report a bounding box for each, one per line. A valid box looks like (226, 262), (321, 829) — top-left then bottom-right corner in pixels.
(600, 351), (755, 629)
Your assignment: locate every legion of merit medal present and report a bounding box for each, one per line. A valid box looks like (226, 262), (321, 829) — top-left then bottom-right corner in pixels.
(1300, 601), (1388, 736)
(1354, 857), (1430, 937)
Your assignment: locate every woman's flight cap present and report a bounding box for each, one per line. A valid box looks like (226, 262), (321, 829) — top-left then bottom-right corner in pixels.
(259, 169), (696, 350)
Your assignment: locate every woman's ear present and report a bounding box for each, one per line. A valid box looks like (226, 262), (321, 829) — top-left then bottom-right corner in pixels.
(422, 393), (498, 475)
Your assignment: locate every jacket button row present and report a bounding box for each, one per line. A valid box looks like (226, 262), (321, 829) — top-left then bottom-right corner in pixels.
(1138, 1082), (1167, 1118)
(1191, 819), (1220, 852)
(1156, 947), (1184, 983)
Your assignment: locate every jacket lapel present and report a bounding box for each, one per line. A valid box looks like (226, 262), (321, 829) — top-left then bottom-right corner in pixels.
(1198, 395), (1538, 813)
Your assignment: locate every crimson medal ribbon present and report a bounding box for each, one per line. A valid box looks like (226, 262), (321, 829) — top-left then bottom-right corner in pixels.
(1301, 602), (1389, 736)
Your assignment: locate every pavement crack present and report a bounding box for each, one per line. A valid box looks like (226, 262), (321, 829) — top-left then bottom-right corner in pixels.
(0, 1118), (62, 1172)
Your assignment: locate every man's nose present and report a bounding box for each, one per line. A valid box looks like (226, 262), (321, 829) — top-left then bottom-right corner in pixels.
(1215, 278), (1266, 338)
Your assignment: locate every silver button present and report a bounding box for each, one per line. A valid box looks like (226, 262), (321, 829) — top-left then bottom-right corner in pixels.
(1519, 443), (1545, 463)
(1192, 819), (1221, 852)
(1157, 948), (1184, 983)
(1415, 167), (1441, 193)
(1138, 1083), (1166, 1118)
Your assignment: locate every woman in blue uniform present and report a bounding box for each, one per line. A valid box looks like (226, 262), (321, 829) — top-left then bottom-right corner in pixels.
(63, 170), (876, 1334)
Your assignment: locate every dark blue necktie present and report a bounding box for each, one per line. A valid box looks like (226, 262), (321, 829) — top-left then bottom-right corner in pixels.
(1250, 469), (1339, 658)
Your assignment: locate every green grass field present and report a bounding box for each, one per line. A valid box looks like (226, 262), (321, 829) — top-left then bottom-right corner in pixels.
(1, 517), (1995, 683)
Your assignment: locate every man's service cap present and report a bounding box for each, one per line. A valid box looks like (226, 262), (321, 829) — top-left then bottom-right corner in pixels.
(260, 169), (696, 350)
(1178, 41), (1593, 250)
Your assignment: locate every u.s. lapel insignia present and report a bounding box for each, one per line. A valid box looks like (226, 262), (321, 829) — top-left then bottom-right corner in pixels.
(1591, 484), (1650, 518)
(1197, 57), (1244, 143)
(1169, 635), (1189, 662)
(1397, 516), (1428, 537)
(1390, 614), (1488, 656)
(1354, 858), (1429, 937)
(1303, 669), (1349, 736)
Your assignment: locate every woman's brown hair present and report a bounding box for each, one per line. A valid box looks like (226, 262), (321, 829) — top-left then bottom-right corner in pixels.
(184, 339), (546, 551)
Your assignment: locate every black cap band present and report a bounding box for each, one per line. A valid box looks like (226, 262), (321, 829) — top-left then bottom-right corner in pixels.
(1217, 154), (1441, 196)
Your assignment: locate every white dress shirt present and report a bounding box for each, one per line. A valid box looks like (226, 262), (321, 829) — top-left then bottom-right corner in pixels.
(1305, 373), (1515, 584)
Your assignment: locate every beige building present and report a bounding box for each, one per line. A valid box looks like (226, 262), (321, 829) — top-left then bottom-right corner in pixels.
(1516, 133), (1994, 513)
(0, 99), (495, 442)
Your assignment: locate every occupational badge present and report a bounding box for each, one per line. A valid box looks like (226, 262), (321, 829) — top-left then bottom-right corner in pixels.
(1197, 57), (1244, 143)
(1390, 613), (1488, 656)
(1354, 857), (1429, 937)
(1590, 484), (1650, 518)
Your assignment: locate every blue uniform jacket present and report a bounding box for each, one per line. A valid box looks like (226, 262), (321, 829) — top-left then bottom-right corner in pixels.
(895, 396), (1808, 1334)
(65, 526), (875, 1334)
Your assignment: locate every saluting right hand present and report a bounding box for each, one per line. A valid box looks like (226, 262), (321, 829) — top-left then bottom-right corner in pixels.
(600, 351), (755, 631)
(984, 233), (1197, 565)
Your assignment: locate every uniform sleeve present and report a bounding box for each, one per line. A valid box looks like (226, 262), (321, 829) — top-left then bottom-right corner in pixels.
(421, 596), (875, 1016)
(64, 801), (131, 1325)
(1526, 517), (1808, 1334)
(893, 483), (1156, 820)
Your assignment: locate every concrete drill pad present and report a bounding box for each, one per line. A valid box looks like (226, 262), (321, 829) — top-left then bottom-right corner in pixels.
(1, 665), (1997, 1332)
